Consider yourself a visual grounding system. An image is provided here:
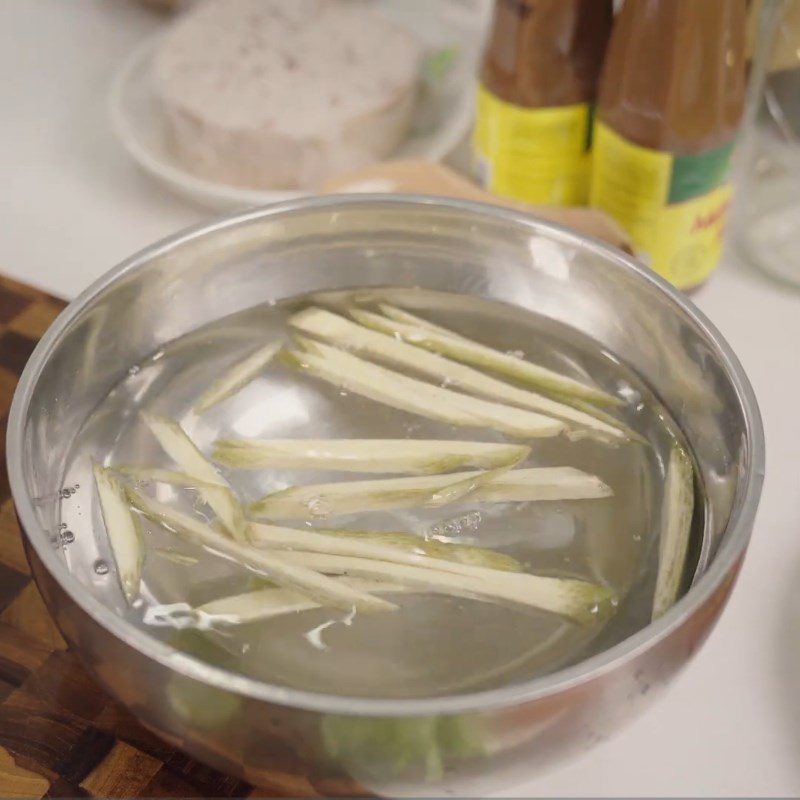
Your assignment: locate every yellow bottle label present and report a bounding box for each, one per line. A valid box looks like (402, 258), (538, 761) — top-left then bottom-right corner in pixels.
(473, 84), (592, 206)
(590, 122), (734, 288)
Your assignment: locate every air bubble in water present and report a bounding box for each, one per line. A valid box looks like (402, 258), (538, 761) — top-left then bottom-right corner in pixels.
(94, 559), (109, 575)
(428, 511), (482, 541)
(61, 530), (75, 544)
(619, 384), (642, 405)
(465, 511), (481, 530)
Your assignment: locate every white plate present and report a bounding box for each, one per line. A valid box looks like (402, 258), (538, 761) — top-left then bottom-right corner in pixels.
(109, 3), (481, 210)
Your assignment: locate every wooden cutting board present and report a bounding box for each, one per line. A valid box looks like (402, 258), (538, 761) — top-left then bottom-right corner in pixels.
(0, 274), (367, 799)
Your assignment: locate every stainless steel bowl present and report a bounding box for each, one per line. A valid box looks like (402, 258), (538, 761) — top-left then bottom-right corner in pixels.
(8, 196), (764, 795)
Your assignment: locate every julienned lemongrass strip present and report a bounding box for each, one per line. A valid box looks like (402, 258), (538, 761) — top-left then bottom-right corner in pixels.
(563, 398), (649, 447)
(248, 467), (612, 520)
(274, 551), (616, 625)
(293, 307), (625, 442)
(293, 337), (564, 439)
(154, 548), (200, 566)
(141, 413), (248, 543)
(285, 339), (565, 439)
(115, 466), (225, 492)
(424, 463), (520, 508)
(314, 528), (523, 572)
(361, 304), (621, 408)
(212, 438), (530, 475)
(126, 488), (395, 614)
(248, 522), (526, 581)
(375, 303), (466, 339)
(92, 464), (144, 603)
(197, 580), (411, 625)
(194, 342), (281, 413)
(651, 443), (695, 620)
(115, 466), (239, 528)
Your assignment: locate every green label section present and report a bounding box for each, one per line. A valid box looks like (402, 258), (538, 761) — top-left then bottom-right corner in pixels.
(668, 140), (735, 204)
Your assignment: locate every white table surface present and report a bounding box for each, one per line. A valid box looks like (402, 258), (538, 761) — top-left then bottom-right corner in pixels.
(2, 2), (799, 797)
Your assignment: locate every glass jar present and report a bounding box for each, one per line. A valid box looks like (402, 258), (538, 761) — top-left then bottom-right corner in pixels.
(734, 0), (800, 286)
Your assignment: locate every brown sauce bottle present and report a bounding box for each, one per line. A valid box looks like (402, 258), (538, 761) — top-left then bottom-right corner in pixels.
(474, 0), (613, 206)
(590, 0), (747, 289)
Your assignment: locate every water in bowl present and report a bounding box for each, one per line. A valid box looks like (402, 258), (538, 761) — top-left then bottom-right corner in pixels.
(59, 288), (697, 699)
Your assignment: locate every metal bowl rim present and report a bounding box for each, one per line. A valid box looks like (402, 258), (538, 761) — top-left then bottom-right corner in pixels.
(7, 194), (765, 717)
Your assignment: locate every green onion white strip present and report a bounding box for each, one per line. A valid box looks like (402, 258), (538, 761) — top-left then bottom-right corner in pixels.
(92, 464), (144, 604)
(248, 522), (526, 581)
(313, 528), (523, 572)
(467, 466), (612, 502)
(563, 397), (648, 446)
(376, 303), (466, 338)
(141, 414), (248, 543)
(423, 464), (516, 508)
(274, 550), (615, 625)
(212, 438), (530, 475)
(197, 579), (411, 625)
(248, 467), (612, 520)
(358, 304), (620, 407)
(127, 488), (395, 614)
(285, 339), (564, 439)
(652, 443), (695, 620)
(115, 466), (225, 492)
(154, 548), (200, 566)
(194, 342), (281, 413)
(293, 307), (625, 442)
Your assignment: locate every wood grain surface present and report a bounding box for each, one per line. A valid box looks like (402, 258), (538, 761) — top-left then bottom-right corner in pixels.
(0, 275), (368, 799)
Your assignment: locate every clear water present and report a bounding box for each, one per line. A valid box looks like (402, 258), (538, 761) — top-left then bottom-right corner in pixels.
(59, 288), (695, 700)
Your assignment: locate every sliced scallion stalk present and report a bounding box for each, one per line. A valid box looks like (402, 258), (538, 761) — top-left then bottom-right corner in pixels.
(469, 466), (612, 502)
(212, 438), (530, 475)
(154, 548), (200, 566)
(194, 342), (280, 413)
(293, 307), (625, 442)
(286, 339), (564, 439)
(141, 413), (248, 543)
(425, 463), (514, 508)
(248, 467), (611, 520)
(127, 488), (396, 614)
(651, 443), (695, 620)
(248, 522), (522, 581)
(115, 466), (224, 491)
(197, 579), (409, 625)
(315, 528), (523, 572)
(274, 551), (616, 625)
(374, 303), (465, 339)
(355, 304), (620, 407)
(92, 464), (144, 603)
(563, 397), (649, 446)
